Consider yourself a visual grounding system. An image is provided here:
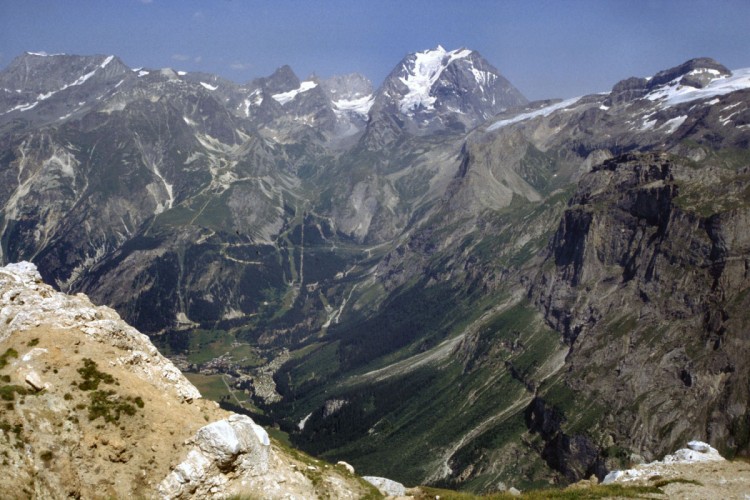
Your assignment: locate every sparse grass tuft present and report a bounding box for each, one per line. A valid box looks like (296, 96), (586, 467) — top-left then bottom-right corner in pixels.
(71, 358), (144, 424)
(76, 358), (115, 390)
(415, 476), (710, 499)
(87, 390), (139, 423)
(652, 477), (703, 488)
(0, 348), (19, 369)
(0, 385), (27, 401)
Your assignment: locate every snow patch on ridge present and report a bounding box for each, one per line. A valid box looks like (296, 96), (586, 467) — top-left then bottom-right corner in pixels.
(333, 94), (374, 117)
(200, 82), (218, 91)
(2, 60), (113, 115)
(100, 55), (114, 68)
(663, 115), (687, 133)
(487, 96), (582, 131)
(298, 412), (313, 431)
(242, 90), (263, 116)
(26, 51), (65, 57)
(470, 66), (496, 87)
(271, 81), (318, 105)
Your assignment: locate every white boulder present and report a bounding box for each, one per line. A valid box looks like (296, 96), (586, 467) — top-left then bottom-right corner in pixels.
(362, 476), (406, 496)
(158, 414), (270, 499)
(337, 461), (355, 474)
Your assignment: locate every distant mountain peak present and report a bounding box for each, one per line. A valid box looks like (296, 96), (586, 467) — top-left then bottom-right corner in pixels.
(608, 57), (738, 107)
(365, 46), (527, 142)
(649, 57), (731, 89)
(262, 64), (300, 94)
(398, 46), (475, 114)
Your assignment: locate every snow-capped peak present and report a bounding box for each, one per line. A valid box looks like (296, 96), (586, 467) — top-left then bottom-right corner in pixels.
(398, 46), (473, 114)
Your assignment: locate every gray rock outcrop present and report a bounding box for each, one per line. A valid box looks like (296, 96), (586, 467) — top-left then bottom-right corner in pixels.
(531, 152), (750, 475)
(158, 414), (270, 499)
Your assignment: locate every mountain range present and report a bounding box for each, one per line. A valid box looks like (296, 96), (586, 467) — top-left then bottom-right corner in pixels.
(1, 46), (749, 493)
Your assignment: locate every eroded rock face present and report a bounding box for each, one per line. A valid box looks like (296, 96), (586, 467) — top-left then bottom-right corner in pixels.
(531, 152), (750, 468)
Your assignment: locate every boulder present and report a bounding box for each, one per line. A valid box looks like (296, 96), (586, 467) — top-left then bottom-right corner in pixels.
(664, 441), (724, 464)
(362, 476), (406, 496)
(158, 414), (270, 499)
(24, 370), (45, 391)
(336, 461), (355, 474)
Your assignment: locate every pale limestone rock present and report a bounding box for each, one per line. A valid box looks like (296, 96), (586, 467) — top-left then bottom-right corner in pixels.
(337, 461), (355, 474)
(21, 347), (48, 361)
(158, 414), (270, 499)
(603, 441), (725, 484)
(687, 440), (711, 453)
(0, 262), (368, 499)
(362, 476), (406, 496)
(664, 441), (723, 464)
(24, 369), (45, 391)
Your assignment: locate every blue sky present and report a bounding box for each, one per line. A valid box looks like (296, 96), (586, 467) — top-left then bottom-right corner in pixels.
(1, 0), (749, 100)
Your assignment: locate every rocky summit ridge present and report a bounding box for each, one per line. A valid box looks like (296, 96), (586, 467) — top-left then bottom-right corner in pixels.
(0, 262), (376, 499)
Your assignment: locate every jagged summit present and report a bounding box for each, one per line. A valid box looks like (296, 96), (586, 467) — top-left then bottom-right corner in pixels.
(364, 46), (527, 142)
(649, 57), (731, 88)
(258, 64), (301, 94)
(394, 45), (475, 114)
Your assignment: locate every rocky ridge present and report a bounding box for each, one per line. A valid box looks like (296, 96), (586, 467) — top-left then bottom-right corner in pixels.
(0, 262), (376, 499)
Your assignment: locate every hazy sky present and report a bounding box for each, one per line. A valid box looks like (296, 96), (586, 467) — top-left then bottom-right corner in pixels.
(2, 0), (749, 100)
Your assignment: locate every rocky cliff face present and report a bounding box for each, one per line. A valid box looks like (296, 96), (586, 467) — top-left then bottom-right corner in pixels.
(531, 151), (750, 466)
(0, 262), (376, 499)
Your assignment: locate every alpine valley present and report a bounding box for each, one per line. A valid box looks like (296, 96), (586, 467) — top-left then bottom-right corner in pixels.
(2, 46), (750, 493)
